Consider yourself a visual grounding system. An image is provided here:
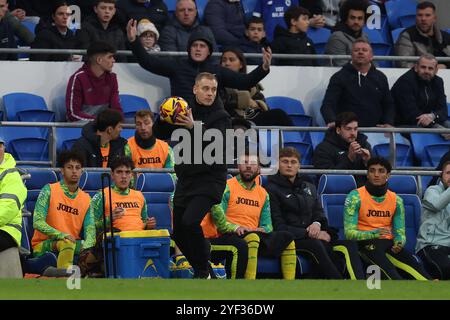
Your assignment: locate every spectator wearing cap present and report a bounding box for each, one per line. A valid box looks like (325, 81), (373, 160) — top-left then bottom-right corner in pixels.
(137, 18), (160, 52)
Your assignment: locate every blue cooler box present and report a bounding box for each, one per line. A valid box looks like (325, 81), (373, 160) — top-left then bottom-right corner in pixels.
(105, 230), (171, 278)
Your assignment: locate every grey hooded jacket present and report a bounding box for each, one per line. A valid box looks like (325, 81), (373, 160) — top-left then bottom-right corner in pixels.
(416, 182), (450, 253)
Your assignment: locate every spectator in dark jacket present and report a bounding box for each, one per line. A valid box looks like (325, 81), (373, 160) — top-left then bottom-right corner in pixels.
(13, 0), (57, 21)
(72, 109), (127, 168)
(65, 41), (123, 121)
(266, 147), (365, 279)
(203, 0), (246, 47)
(159, 0), (217, 52)
(31, 1), (80, 61)
(321, 39), (395, 127)
(313, 112), (371, 186)
(394, 1), (450, 69)
(127, 19), (272, 102)
(153, 72), (232, 279)
(77, 0), (127, 61)
(0, 0), (17, 60)
(116, 0), (168, 32)
(271, 6), (317, 66)
(238, 16), (268, 65)
(392, 54), (449, 129)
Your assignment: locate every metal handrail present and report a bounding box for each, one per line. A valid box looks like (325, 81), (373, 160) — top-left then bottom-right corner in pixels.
(1, 48), (450, 62)
(4, 121), (449, 168)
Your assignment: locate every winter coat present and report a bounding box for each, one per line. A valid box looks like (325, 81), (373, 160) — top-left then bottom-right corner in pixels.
(416, 182), (450, 253)
(129, 29), (269, 102)
(313, 128), (372, 186)
(395, 26), (450, 68)
(77, 15), (126, 61)
(271, 25), (317, 66)
(203, 0), (246, 47)
(320, 62), (395, 126)
(266, 173), (336, 240)
(71, 122), (127, 168)
(159, 17), (217, 52)
(324, 23), (369, 66)
(153, 97), (232, 205)
(0, 153), (27, 246)
(65, 63), (123, 122)
(391, 68), (448, 127)
(116, 0), (168, 32)
(0, 18), (17, 60)
(30, 25), (79, 61)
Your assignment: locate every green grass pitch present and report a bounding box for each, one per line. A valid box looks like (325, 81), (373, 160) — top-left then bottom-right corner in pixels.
(0, 279), (449, 300)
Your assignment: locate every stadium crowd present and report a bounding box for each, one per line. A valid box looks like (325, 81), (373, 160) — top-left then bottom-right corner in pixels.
(0, 0), (449, 281)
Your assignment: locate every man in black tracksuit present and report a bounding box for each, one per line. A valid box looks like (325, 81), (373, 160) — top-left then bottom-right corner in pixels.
(321, 39), (395, 128)
(313, 112), (372, 186)
(127, 19), (272, 102)
(153, 73), (232, 278)
(72, 109), (127, 168)
(391, 54), (449, 128)
(266, 147), (365, 279)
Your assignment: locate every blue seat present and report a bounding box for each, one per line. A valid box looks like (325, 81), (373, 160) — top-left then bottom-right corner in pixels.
(52, 96), (67, 122)
(80, 171), (106, 197)
(136, 173), (175, 233)
(241, 0), (258, 20)
(0, 126), (47, 145)
(2, 92), (54, 121)
(196, 0), (208, 21)
(258, 129), (280, 166)
(423, 144), (450, 167)
(410, 133), (450, 167)
(21, 215), (58, 274)
(385, 0), (417, 29)
(372, 143), (414, 167)
(396, 0), (417, 28)
(318, 175), (357, 195)
(258, 174), (268, 187)
(121, 128), (135, 139)
(363, 27), (392, 67)
(8, 138), (49, 162)
(447, 102), (450, 121)
(265, 96), (312, 127)
(321, 194), (347, 239)
(24, 169), (58, 214)
(165, 0), (177, 13)
(55, 127), (82, 153)
(119, 94), (151, 121)
(399, 194), (421, 254)
(310, 131), (325, 149)
(282, 131), (312, 165)
(391, 27), (405, 44)
(21, 20), (37, 35)
(257, 254), (312, 278)
(307, 27), (331, 54)
(388, 175), (418, 194)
